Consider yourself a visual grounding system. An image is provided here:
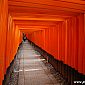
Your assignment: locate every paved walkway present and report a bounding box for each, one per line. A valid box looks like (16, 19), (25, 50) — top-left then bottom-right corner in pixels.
(8, 40), (66, 85)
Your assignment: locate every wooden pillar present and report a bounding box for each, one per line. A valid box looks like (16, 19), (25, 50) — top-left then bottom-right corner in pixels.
(0, 0), (8, 84)
(77, 13), (84, 74)
(83, 14), (85, 75)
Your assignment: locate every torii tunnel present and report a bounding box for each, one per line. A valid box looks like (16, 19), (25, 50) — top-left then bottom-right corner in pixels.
(0, 0), (85, 85)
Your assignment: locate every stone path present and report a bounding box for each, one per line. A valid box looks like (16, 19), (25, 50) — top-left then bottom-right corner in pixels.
(4, 40), (67, 85)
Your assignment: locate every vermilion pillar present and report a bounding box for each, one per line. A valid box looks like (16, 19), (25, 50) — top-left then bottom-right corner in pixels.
(0, 0), (8, 84)
(77, 14), (84, 74)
